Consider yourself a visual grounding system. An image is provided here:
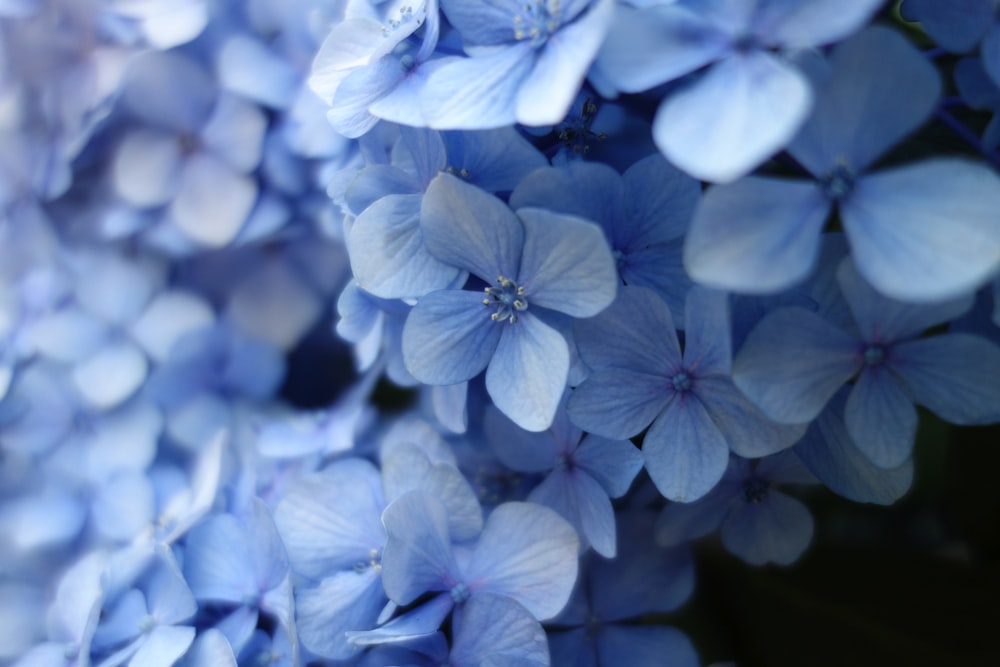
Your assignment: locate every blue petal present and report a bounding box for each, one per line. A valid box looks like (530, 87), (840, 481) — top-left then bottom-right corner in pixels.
(450, 594), (549, 667)
(71, 340), (148, 410)
(845, 366), (918, 468)
(904, 0), (992, 52)
(295, 569), (386, 659)
(184, 629), (237, 667)
(682, 287), (731, 376)
(509, 161), (623, 233)
(442, 127), (547, 193)
(788, 26), (940, 175)
(200, 94), (267, 174)
(348, 193), (465, 299)
(654, 50), (811, 182)
(720, 489), (813, 565)
(698, 375), (807, 458)
(573, 285), (681, 373)
(514, 0), (614, 126)
(328, 58), (405, 139)
(381, 442), (484, 542)
(380, 491), (461, 605)
(111, 130), (182, 208)
(567, 367), (670, 439)
(530, 468), (616, 557)
(596, 625), (700, 667)
(131, 625), (195, 667)
(484, 406), (559, 473)
(794, 390), (914, 505)
(732, 307), (860, 423)
(593, 3), (729, 93)
(217, 35), (299, 109)
(836, 258), (974, 343)
(643, 395), (730, 502)
(684, 176), (831, 293)
(421, 172), (524, 281)
(121, 51), (215, 132)
(169, 153), (255, 247)
(982, 22), (1000, 87)
(842, 159), (1000, 302)
(463, 502), (579, 620)
(756, 0), (884, 48)
(272, 459), (385, 577)
(573, 434), (644, 498)
(655, 484), (734, 546)
(515, 208), (617, 317)
(892, 334), (1000, 424)
(420, 44), (535, 129)
(347, 593), (454, 648)
(486, 313), (569, 432)
(402, 289), (503, 385)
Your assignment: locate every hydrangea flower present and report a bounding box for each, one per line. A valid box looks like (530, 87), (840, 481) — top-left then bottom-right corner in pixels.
(402, 172), (617, 432)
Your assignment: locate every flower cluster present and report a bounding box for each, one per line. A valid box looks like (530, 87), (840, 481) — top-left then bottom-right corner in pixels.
(2, 1), (1000, 666)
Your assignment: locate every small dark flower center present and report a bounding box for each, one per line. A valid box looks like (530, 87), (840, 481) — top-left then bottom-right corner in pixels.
(744, 478), (769, 504)
(820, 164), (856, 201)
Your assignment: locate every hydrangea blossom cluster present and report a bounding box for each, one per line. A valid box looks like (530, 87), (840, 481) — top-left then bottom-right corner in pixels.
(2, 1), (1000, 666)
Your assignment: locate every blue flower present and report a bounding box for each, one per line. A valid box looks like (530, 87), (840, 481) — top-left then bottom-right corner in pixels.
(568, 286), (805, 502)
(402, 172), (617, 432)
(419, 0), (615, 128)
(733, 258), (1000, 467)
(684, 27), (1000, 302)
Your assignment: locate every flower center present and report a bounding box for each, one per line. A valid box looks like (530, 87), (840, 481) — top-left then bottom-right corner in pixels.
(863, 345), (885, 366)
(820, 164), (856, 201)
(353, 548), (383, 574)
(450, 582), (471, 604)
(513, 0), (560, 44)
(483, 276), (528, 324)
(672, 372), (692, 393)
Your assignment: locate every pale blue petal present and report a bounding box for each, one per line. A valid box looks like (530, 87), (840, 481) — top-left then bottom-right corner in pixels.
(111, 130), (182, 208)
(622, 153), (700, 245)
(421, 172), (524, 281)
(71, 340), (148, 410)
(892, 334), (1000, 424)
(654, 50), (811, 183)
(347, 593), (453, 648)
(29, 307), (105, 362)
(348, 193), (465, 299)
(398, 127), (448, 190)
(184, 629), (236, 667)
(567, 368), (670, 439)
(573, 285), (681, 373)
(450, 594), (548, 667)
(200, 94), (267, 174)
(130, 625), (194, 667)
(169, 153), (255, 247)
(573, 434), (643, 498)
(732, 307), (860, 423)
(720, 489), (813, 565)
(794, 391), (914, 505)
(273, 459), (385, 577)
(432, 382), (469, 434)
(836, 258), (974, 343)
(402, 290), (503, 385)
(515, 0), (613, 126)
(381, 442), (484, 542)
(486, 313), (569, 432)
(369, 57), (450, 128)
(593, 3), (729, 93)
(420, 45), (535, 129)
(643, 396), (730, 502)
(217, 36), (299, 109)
(515, 208), (617, 317)
(683, 177), (831, 293)
(842, 159), (1000, 302)
(756, 0), (884, 48)
(463, 502), (579, 620)
(845, 366), (918, 468)
(327, 58), (404, 139)
(381, 491), (461, 605)
(92, 472), (155, 543)
(184, 514), (255, 604)
(529, 468), (615, 556)
(295, 570), (385, 659)
(308, 19), (398, 105)
(121, 51), (215, 132)
(788, 26), (940, 175)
